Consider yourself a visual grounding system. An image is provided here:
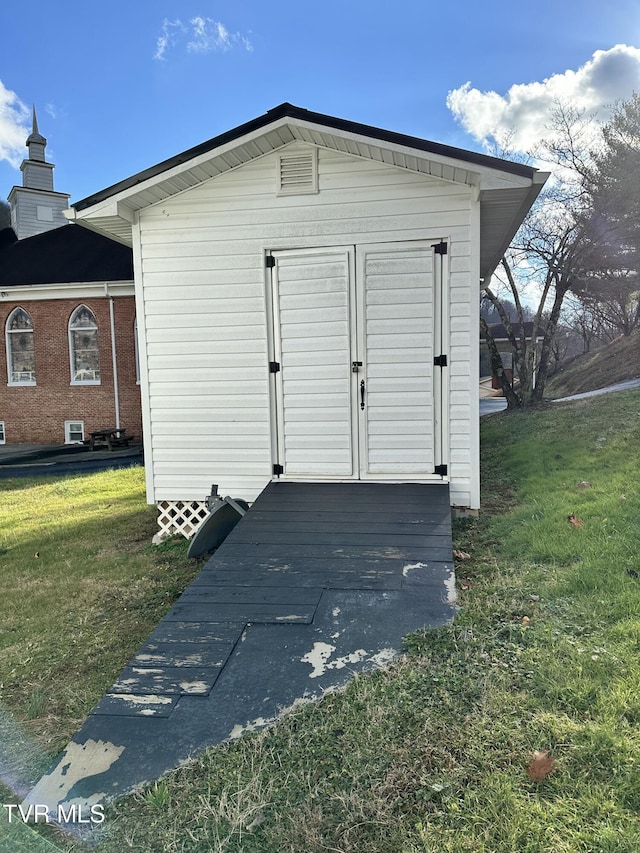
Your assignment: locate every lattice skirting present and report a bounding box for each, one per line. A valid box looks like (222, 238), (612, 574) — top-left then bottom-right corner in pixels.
(156, 500), (210, 539)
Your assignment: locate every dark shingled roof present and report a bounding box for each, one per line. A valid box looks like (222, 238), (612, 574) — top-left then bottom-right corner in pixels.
(0, 225), (133, 286)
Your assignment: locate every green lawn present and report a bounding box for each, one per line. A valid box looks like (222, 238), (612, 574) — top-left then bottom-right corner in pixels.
(0, 806), (62, 853)
(1, 392), (639, 852)
(0, 467), (199, 762)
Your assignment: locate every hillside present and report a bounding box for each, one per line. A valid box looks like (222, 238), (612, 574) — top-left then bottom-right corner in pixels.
(545, 328), (640, 398)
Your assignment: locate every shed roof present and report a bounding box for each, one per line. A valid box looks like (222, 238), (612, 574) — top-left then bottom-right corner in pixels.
(0, 224), (133, 286)
(74, 102), (537, 212)
(67, 103), (548, 280)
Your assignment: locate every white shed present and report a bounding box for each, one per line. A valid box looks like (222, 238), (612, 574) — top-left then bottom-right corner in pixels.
(67, 104), (546, 536)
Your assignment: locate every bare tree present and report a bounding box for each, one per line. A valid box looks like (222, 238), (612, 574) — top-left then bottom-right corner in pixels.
(482, 213), (585, 408)
(562, 296), (606, 353)
(480, 103), (603, 409)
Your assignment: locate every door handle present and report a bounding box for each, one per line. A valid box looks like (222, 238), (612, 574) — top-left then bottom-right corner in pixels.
(360, 379), (365, 410)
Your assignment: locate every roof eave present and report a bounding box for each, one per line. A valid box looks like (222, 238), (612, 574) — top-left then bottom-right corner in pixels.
(479, 172), (549, 281)
(67, 105), (547, 257)
(73, 103), (537, 214)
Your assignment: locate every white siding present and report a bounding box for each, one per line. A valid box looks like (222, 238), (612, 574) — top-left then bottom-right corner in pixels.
(22, 162), (54, 191)
(138, 145), (476, 505)
(10, 191), (69, 240)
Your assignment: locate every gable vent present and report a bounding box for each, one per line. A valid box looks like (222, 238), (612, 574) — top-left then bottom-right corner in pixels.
(277, 149), (318, 195)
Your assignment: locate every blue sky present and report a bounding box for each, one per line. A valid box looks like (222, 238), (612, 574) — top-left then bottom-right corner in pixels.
(1, 0), (639, 205)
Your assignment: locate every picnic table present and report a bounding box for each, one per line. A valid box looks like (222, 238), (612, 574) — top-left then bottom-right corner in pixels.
(88, 428), (132, 451)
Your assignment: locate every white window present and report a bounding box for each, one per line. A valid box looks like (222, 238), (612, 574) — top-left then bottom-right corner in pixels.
(37, 205), (53, 222)
(69, 305), (100, 384)
(6, 307), (36, 385)
(65, 421), (84, 444)
(0, 422), (5, 444)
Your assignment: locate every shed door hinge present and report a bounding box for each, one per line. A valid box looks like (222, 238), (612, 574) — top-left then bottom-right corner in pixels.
(265, 255), (276, 268)
(434, 354), (448, 367)
(434, 241), (448, 255)
(273, 463), (284, 476)
(269, 361), (280, 373)
(434, 464), (448, 476)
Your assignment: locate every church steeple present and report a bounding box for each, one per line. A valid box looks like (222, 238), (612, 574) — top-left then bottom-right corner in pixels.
(26, 107), (47, 162)
(21, 106), (54, 191)
(7, 107), (70, 239)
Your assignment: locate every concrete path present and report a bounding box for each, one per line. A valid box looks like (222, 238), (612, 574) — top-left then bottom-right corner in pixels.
(25, 481), (456, 825)
(479, 378), (640, 416)
(553, 377), (640, 401)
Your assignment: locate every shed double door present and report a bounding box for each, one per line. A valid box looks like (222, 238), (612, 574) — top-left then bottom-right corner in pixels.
(268, 241), (447, 480)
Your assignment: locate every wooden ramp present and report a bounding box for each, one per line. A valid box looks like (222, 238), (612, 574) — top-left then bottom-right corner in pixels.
(26, 481), (455, 822)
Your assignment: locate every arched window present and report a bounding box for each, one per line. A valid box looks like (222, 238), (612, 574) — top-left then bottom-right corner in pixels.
(6, 307), (36, 385)
(69, 305), (100, 384)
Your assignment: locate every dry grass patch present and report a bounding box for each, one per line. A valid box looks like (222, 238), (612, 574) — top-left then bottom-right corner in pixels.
(546, 328), (640, 398)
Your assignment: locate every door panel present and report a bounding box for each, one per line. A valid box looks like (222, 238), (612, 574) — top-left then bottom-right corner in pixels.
(358, 244), (436, 476)
(271, 249), (356, 477)
(270, 242), (444, 481)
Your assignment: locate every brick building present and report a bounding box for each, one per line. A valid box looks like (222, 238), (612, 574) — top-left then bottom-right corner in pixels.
(0, 111), (140, 446)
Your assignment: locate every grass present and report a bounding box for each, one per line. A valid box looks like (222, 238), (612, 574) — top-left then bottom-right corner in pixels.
(2, 392), (640, 851)
(0, 805), (62, 853)
(0, 466), (200, 765)
(546, 327), (640, 398)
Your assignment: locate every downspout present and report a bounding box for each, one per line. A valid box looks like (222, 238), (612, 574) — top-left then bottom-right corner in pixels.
(105, 283), (121, 429)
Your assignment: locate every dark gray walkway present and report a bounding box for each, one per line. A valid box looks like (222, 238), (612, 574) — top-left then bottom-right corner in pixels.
(26, 481), (455, 820)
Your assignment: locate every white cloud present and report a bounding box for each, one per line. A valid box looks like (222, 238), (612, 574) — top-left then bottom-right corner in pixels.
(154, 19), (187, 61)
(188, 17), (228, 53)
(154, 16), (252, 61)
(0, 80), (29, 168)
(447, 44), (640, 154)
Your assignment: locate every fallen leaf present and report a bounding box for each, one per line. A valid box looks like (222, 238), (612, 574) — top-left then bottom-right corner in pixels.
(459, 577), (475, 590)
(527, 750), (556, 781)
(577, 481), (592, 489)
(522, 615), (530, 625)
(567, 514), (584, 529)
(620, 494), (626, 501)
(34, 552), (40, 558)
(453, 549), (471, 560)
